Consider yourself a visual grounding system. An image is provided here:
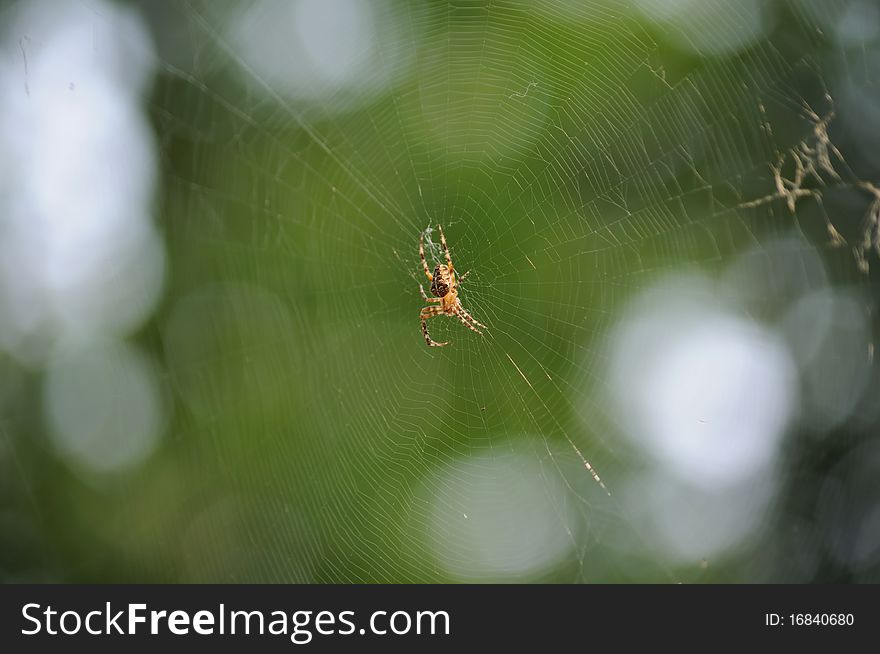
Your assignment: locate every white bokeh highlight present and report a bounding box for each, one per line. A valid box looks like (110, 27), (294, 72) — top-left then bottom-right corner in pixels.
(598, 230), (873, 566)
(722, 235), (830, 316)
(0, 0), (163, 363)
(625, 470), (776, 564)
(599, 270), (801, 564)
(607, 275), (797, 490)
(819, 442), (880, 573)
(782, 289), (871, 432)
(0, 0), (165, 478)
(834, 1), (880, 45)
(793, 0), (880, 47)
(632, 0), (772, 56)
(419, 445), (578, 581)
(227, 0), (409, 109)
(44, 340), (164, 476)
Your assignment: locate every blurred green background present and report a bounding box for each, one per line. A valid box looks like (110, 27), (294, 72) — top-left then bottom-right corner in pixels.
(1, 0), (879, 582)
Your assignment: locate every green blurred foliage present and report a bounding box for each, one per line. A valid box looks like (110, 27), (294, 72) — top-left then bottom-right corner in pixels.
(2, 0), (879, 583)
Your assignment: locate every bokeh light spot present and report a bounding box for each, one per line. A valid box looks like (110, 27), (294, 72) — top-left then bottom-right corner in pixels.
(44, 340), (164, 476)
(419, 444), (578, 581)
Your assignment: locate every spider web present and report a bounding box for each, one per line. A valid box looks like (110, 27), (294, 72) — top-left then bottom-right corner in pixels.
(109, 0), (879, 582)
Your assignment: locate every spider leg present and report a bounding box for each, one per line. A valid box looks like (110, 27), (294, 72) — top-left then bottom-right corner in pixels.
(438, 224), (453, 271)
(419, 233), (433, 282)
(457, 270), (470, 284)
(455, 300), (487, 329)
(419, 284), (441, 302)
(453, 308), (482, 335)
(420, 306), (449, 347)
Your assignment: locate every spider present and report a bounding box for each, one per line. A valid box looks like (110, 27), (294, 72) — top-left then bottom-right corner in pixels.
(419, 225), (486, 347)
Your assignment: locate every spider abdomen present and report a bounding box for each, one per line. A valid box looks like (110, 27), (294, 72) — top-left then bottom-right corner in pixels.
(430, 265), (450, 297)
